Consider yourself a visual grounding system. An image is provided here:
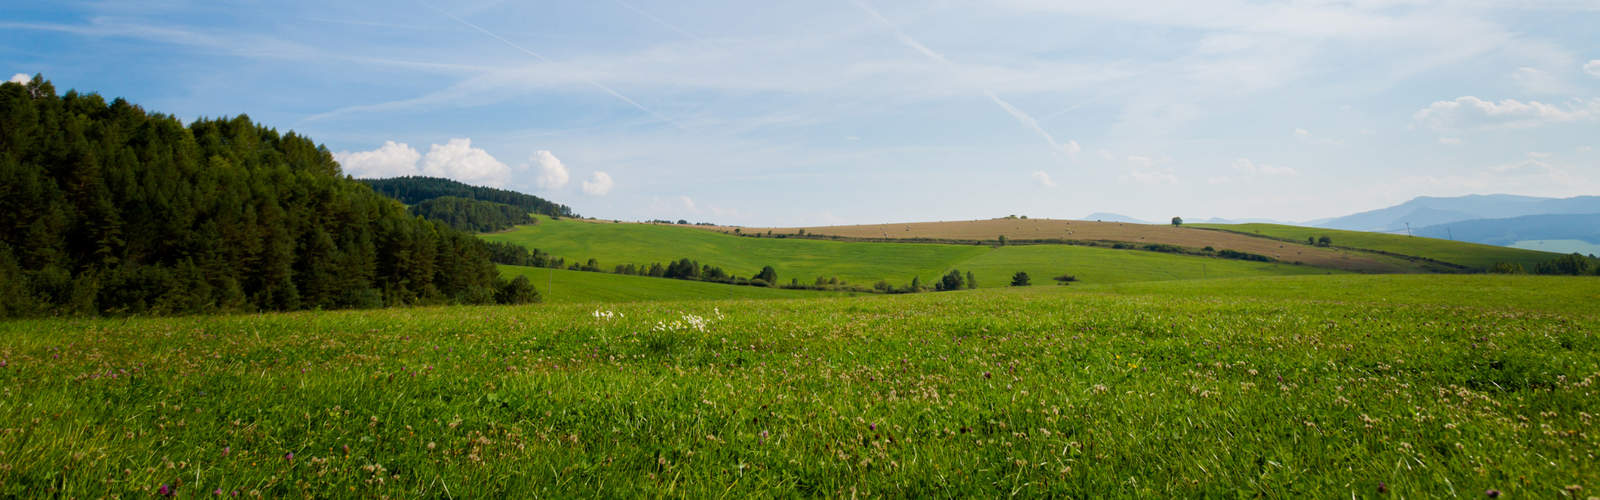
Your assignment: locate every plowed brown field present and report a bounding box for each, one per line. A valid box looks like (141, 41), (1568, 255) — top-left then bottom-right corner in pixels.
(694, 218), (1425, 273)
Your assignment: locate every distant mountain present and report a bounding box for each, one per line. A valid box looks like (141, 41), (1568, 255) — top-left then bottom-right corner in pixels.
(1413, 213), (1600, 246)
(1083, 213), (1152, 224)
(1317, 194), (1600, 231)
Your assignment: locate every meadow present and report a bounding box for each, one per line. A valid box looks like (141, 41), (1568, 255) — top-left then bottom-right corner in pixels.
(0, 275), (1594, 498)
(495, 265), (841, 303)
(485, 217), (1347, 291)
(1191, 223), (1558, 271)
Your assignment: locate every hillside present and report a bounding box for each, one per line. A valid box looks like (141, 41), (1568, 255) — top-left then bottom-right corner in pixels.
(361, 176), (575, 218)
(1413, 213), (1600, 246)
(1189, 223), (1559, 270)
(495, 265), (840, 303)
(481, 217), (1342, 291)
(1316, 194), (1600, 231)
(707, 218), (1423, 273)
(0, 77), (512, 318)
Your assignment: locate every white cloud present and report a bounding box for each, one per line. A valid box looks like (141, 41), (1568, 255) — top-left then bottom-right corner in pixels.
(1358, 128), (1375, 135)
(334, 141), (422, 178)
(680, 196), (697, 212)
(531, 151), (570, 189)
(1097, 150), (1116, 161)
(1526, 152), (1550, 158)
(8, 74), (28, 85)
(1030, 170), (1058, 187)
(581, 171), (614, 195)
(1126, 156), (1157, 168)
(1121, 169), (1177, 185)
(1294, 128), (1311, 139)
(1438, 138), (1462, 145)
(419, 138), (512, 187)
(1231, 158), (1297, 175)
(1414, 96), (1600, 130)
(1579, 146), (1594, 153)
(1586, 60), (1600, 78)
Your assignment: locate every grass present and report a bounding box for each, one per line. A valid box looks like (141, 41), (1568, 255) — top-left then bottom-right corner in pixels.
(485, 217), (1348, 294)
(483, 217), (989, 286)
(725, 218), (1419, 273)
(496, 265), (842, 303)
(1192, 223), (1560, 270)
(0, 275), (1595, 497)
(952, 244), (1342, 286)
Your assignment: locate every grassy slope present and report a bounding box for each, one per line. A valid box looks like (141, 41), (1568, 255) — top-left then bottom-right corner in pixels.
(1, 276), (1594, 497)
(497, 265), (840, 303)
(486, 218), (1342, 292)
(1192, 223), (1558, 270)
(953, 244), (1341, 286)
(1065, 274), (1600, 317)
(483, 217), (989, 285)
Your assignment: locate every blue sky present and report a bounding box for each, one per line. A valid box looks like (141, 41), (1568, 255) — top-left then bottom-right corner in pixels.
(5, 0), (1599, 225)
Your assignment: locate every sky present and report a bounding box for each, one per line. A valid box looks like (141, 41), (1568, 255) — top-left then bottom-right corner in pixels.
(4, 0), (1600, 226)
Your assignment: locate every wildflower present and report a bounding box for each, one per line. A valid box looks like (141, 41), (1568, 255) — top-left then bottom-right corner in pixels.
(222, 447), (230, 457)
(1377, 482), (1388, 494)
(869, 424), (877, 431)
(284, 452), (294, 461)
(1485, 490), (1500, 498)
(983, 372), (991, 379)
(214, 489), (224, 495)
(342, 445), (350, 455)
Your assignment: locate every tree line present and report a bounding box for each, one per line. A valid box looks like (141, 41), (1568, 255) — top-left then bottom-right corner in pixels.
(0, 76), (537, 319)
(361, 176), (574, 219)
(1490, 253), (1600, 276)
(408, 196), (533, 233)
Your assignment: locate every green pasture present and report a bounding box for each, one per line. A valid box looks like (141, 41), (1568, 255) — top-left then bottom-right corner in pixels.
(1070, 274), (1600, 317)
(953, 244), (1341, 287)
(1192, 223), (1558, 270)
(496, 265), (840, 303)
(486, 218), (1340, 293)
(483, 217), (988, 286)
(0, 275), (1594, 497)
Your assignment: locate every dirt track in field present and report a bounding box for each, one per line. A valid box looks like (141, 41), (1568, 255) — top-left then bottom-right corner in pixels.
(693, 218), (1420, 274)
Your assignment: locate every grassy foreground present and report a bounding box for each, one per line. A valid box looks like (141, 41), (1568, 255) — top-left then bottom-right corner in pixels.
(0, 276), (1595, 498)
(495, 265), (842, 303)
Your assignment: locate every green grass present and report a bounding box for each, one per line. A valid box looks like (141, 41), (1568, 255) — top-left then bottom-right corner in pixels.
(1069, 274), (1600, 317)
(1192, 223), (1560, 270)
(483, 217), (989, 286)
(955, 244), (1343, 286)
(487, 218), (1341, 293)
(497, 265), (841, 303)
(1, 275), (1595, 497)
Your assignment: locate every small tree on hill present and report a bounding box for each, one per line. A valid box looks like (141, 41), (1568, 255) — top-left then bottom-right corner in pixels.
(1171, 217), (1183, 226)
(1010, 271), (1031, 286)
(756, 266), (777, 284)
(998, 235), (1008, 246)
(966, 271), (978, 289)
(937, 269), (964, 291)
(910, 276), (922, 292)
(1052, 274), (1077, 285)
(1317, 236), (1332, 246)
(494, 275), (540, 304)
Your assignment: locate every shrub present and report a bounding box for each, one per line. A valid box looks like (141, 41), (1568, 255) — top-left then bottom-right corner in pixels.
(1010, 272), (1031, 286)
(1488, 262), (1525, 274)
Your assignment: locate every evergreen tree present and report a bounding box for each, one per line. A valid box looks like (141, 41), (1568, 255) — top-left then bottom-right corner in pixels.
(966, 271), (978, 289)
(1010, 271), (1031, 286)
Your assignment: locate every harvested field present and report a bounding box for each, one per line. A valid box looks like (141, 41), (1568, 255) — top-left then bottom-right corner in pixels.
(700, 218), (1428, 273)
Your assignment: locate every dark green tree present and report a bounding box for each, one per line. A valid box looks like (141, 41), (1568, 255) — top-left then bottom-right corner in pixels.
(936, 269), (964, 291)
(755, 266), (777, 284)
(1010, 271), (1031, 286)
(966, 271), (978, 289)
(1171, 217), (1182, 226)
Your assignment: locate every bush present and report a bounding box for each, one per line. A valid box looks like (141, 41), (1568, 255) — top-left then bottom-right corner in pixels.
(1052, 274), (1077, 284)
(1534, 253), (1591, 276)
(1010, 271), (1031, 286)
(1488, 262), (1525, 274)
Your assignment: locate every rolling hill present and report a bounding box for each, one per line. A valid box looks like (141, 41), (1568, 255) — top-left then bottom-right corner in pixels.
(1189, 222), (1561, 270)
(1315, 194), (1600, 232)
(479, 216), (1343, 292)
(709, 218), (1424, 273)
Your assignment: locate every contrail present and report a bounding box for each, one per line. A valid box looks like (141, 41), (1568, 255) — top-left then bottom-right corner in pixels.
(415, 0), (683, 128)
(614, 0), (735, 58)
(986, 91), (1079, 156)
(851, 0), (1072, 157)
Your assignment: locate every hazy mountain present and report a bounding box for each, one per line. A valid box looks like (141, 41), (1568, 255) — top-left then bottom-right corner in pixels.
(1318, 194), (1600, 231)
(1083, 213), (1152, 224)
(1413, 213), (1600, 246)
